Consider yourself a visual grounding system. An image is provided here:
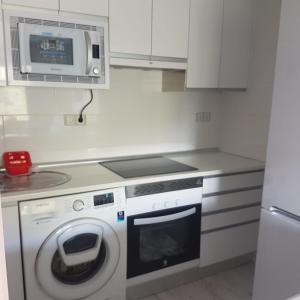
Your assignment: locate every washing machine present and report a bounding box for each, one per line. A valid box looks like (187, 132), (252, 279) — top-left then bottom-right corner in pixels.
(19, 187), (126, 300)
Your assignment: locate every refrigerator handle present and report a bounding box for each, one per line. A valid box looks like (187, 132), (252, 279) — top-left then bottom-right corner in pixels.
(270, 206), (300, 223)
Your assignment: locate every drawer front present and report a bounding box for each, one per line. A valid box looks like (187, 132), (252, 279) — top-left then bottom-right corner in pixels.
(202, 189), (262, 214)
(202, 206), (260, 232)
(203, 171), (264, 195)
(200, 222), (259, 267)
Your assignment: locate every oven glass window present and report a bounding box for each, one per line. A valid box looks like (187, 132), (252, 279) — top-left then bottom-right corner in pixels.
(29, 35), (74, 65)
(139, 219), (188, 263)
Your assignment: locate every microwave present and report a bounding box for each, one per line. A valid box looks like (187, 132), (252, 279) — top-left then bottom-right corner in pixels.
(4, 10), (109, 88)
(18, 23), (103, 78)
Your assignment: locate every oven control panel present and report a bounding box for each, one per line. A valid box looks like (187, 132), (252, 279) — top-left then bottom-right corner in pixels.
(126, 178), (203, 217)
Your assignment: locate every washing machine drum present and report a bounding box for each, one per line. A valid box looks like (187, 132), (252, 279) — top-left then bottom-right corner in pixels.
(36, 218), (120, 300)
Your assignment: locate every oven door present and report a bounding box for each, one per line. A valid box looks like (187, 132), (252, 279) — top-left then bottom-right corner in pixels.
(127, 203), (201, 278)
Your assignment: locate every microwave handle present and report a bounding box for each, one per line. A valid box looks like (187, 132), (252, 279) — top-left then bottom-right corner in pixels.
(134, 207), (197, 226)
(84, 31), (93, 75)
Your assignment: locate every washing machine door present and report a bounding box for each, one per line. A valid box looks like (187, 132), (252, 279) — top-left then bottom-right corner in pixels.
(36, 218), (120, 300)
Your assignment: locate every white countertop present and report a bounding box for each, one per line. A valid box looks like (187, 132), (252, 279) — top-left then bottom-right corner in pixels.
(1, 150), (264, 207)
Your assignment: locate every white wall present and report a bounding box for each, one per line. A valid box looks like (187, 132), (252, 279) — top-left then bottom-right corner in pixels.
(0, 68), (221, 164)
(219, 0), (282, 161)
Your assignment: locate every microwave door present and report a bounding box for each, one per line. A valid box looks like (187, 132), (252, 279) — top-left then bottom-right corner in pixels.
(18, 23), (84, 77)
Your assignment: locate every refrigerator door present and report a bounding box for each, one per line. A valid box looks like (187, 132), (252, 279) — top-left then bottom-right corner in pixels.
(262, 0), (300, 215)
(253, 208), (300, 300)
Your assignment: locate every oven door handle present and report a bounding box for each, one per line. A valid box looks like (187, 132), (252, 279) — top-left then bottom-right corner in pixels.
(134, 207), (197, 226)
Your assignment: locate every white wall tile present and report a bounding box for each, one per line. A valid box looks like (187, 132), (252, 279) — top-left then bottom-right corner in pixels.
(1, 68), (221, 163)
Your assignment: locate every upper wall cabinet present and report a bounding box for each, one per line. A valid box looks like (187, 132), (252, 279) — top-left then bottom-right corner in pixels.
(186, 0), (223, 88)
(186, 0), (254, 89)
(60, 0), (108, 17)
(109, 0), (190, 69)
(2, 0), (59, 10)
(152, 0), (190, 59)
(219, 0), (254, 88)
(109, 0), (152, 56)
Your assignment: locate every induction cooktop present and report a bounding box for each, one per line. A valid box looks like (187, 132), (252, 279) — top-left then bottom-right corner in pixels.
(100, 156), (198, 179)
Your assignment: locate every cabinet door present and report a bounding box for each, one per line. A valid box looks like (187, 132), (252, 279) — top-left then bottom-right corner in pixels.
(2, 0), (59, 10)
(186, 0), (223, 88)
(60, 0), (108, 17)
(0, 206), (9, 300)
(109, 0), (152, 56)
(152, 0), (190, 58)
(200, 222), (259, 267)
(219, 0), (254, 88)
(0, 11), (6, 85)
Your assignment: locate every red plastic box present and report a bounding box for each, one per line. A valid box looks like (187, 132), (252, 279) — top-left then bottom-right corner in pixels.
(3, 151), (32, 176)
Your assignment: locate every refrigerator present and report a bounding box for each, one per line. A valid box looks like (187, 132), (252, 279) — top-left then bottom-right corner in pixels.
(252, 1), (300, 299)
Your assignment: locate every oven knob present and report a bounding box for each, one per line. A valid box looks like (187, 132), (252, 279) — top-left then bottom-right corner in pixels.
(93, 67), (100, 75)
(73, 200), (85, 211)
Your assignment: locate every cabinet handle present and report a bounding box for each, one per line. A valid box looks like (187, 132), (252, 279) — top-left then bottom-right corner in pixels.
(134, 207), (196, 226)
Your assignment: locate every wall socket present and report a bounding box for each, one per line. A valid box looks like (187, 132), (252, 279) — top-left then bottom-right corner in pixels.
(195, 112), (211, 122)
(64, 114), (87, 126)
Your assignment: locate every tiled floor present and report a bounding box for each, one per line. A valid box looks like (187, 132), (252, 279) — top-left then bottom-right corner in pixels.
(141, 263), (255, 300)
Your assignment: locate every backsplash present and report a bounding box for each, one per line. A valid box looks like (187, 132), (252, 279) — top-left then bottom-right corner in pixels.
(0, 68), (221, 164)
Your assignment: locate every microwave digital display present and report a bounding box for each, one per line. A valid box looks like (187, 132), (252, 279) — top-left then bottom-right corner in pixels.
(29, 35), (74, 65)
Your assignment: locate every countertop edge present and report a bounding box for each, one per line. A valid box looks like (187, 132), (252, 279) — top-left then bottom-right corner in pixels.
(1, 165), (265, 208)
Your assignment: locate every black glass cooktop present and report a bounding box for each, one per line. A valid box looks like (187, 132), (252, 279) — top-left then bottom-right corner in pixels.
(100, 156), (198, 179)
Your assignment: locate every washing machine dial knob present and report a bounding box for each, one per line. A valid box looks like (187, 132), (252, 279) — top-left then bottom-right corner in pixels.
(73, 200), (85, 211)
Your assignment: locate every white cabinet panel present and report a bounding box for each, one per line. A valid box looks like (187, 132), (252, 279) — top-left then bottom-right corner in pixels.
(203, 171), (264, 195)
(186, 0), (223, 88)
(202, 189), (262, 213)
(152, 0), (190, 58)
(109, 0), (152, 56)
(2, 207), (25, 300)
(60, 0), (108, 17)
(219, 0), (254, 88)
(0, 204), (9, 300)
(0, 11), (6, 85)
(200, 222), (259, 267)
(2, 0), (59, 10)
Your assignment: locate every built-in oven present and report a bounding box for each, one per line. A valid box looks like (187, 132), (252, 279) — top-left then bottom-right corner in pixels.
(126, 177), (203, 279)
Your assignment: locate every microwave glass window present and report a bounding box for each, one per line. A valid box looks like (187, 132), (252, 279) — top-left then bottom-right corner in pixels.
(29, 35), (74, 65)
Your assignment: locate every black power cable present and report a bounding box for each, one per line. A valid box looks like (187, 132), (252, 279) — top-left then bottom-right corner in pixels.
(78, 89), (93, 123)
